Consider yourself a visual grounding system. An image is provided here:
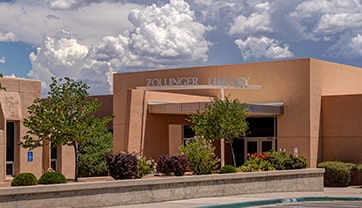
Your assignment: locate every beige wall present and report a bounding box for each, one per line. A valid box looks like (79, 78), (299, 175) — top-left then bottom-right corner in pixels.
(322, 94), (362, 163)
(113, 58), (362, 168)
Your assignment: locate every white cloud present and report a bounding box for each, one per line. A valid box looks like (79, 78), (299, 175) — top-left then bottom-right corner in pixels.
(315, 13), (362, 34)
(0, 32), (16, 42)
(228, 2), (272, 36)
(234, 36), (294, 60)
(0, 1), (139, 45)
(29, 0), (212, 96)
(289, 0), (362, 39)
(0, 56), (5, 64)
(328, 33), (362, 59)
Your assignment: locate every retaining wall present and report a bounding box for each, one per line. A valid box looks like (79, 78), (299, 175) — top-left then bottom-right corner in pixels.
(0, 168), (324, 208)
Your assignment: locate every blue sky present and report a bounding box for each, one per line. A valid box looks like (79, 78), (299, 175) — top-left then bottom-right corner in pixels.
(0, 0), (361, 96)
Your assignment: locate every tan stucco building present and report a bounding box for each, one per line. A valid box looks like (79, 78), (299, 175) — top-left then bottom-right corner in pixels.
(113, 58), (362, 168)
(3, 58), (362, 182)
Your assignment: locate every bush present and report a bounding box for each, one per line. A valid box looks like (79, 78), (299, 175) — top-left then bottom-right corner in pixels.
(219, 165), (237, 174)
(106, 152), (138, 179)
(78, 131), (113, 177)
(11, 173), (38, 186)
(357, 164), (362, 174)
(38, 171), (67, 184)
(179, 137), (219, 175)
(318, 161), (356, 187)
(267, 150), (307, 170)
(239, 153), (275, 172)
(136, 155), (155, 178)
(156, 155), (189, 176)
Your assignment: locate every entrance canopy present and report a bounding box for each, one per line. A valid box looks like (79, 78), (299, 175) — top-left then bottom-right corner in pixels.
(148, 101), (284, 116)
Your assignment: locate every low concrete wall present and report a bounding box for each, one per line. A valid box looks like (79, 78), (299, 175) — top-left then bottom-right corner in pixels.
(0, 168), (324, 208)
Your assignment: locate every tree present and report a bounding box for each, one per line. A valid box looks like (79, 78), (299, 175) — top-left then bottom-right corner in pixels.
(20, 77), (113, 181)
(78, 131), (113, 177)
(187, 96), (248, 166)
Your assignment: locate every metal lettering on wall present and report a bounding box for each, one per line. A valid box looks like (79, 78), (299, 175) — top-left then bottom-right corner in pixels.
(146, 76), (250, 88)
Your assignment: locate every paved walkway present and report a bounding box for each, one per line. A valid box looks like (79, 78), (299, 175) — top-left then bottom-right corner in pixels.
(109, 186), (362, 208)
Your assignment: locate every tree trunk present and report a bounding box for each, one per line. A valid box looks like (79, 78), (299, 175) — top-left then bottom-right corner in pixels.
(229, 140), (237, 167)
(73, 141), (79, 182)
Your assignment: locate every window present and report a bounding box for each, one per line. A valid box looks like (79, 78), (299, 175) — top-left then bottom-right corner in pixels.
(182, 125), (195, 145)
(50, 146), (58, 171)
(6, 121), (16, 176)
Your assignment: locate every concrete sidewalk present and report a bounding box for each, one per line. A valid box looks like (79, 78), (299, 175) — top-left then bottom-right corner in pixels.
(109, 186), (362, 208)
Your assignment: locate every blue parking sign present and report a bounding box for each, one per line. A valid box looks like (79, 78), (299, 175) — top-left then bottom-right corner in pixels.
(27, 151), (33, 162)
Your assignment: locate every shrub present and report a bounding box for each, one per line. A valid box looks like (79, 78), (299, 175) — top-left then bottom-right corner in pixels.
(11, 173), (38, 186)
(239, 153), (275, 172)
(318, 161), (356, 187)
(136, 155), (155, 178)
(219, 165), (238, 174)
(179, 137), (219, 175)
(156, 155), (189, 176)
(267, 150), (307, 170)
(106, 152), (138, 180)
(38, 171), (67, 184)
(78, 131), (113, 177)
(357, 164), (362, 174)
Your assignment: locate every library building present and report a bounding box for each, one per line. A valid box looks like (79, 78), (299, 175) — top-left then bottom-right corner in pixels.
(113, 58), (362, 169)
(2, 58), (362, 182)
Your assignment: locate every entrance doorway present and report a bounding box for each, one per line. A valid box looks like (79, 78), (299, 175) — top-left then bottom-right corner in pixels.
(233, 117), (277, 166)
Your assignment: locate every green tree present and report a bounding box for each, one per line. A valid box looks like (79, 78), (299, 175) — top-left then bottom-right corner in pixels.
(187, 96), (248, 166)
(78, 131), (113, 177)
(20, 77), (113, 181)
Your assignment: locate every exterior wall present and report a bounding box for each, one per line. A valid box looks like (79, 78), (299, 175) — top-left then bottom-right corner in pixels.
(0, 77), (42, 182)
(113, 59), (313, 165)
(321, 94), (362, 163)
(113, 58), (362, 168)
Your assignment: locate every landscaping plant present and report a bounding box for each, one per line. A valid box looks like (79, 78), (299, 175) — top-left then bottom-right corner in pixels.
(38, 171), (67, 184)
(106, 152), (138, 179)
(11, 173), (38, 186)
(219, 165), (238, 174)
(238, 152), (275, 172)
(239, 150), (307, 172)
(136, 155), (155, 178)
(79, 131), (113, 177)
(156, 155), (189, 176)
(179, 137), (219, 175)
(318, 161), (356, 187)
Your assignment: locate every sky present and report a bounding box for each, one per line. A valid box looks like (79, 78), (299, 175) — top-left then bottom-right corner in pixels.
(0, 0), (361, 96)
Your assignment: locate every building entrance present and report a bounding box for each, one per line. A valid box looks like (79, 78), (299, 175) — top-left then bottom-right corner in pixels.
(233, 117), (277, 166)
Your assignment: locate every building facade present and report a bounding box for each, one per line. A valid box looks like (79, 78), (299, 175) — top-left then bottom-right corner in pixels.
(113, 58), (362, 168)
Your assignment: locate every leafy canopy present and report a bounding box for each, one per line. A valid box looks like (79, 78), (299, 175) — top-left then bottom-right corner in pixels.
(188, 96), (248, 143)
(187, 96), (249, 166)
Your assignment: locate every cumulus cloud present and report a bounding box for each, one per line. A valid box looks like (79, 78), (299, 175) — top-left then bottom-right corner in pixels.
(234, 36), (294, 60)
(289, 0), (362, 39)
(328, 33), (362, 59)
(228, 2), (272, 36)
(0, 32), (16, 42)
(29, 0), (212, 95)
(0, 1), (138, 45)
